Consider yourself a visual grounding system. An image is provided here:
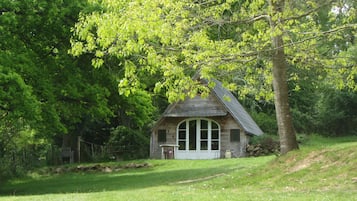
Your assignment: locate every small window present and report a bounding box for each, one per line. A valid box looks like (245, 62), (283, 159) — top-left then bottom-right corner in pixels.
(158, 129), (166, 143)
(230, 129), (240, 142)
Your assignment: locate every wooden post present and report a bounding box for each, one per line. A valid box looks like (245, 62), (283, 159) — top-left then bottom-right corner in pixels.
(91, 143), (94, 159)
(77, 136), (81, 163)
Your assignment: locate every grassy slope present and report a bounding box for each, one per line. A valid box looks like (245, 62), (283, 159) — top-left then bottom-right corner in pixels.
(1, 135), (356, 201)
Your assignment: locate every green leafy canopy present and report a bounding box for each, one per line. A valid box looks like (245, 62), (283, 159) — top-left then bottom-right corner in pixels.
(71, 0), (356, 102)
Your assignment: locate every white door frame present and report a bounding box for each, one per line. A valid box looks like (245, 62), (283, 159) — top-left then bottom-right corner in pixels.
(175, 118), (220, 159)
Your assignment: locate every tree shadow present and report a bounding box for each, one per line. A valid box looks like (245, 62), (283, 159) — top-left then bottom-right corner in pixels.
(0, 165), (239, 196)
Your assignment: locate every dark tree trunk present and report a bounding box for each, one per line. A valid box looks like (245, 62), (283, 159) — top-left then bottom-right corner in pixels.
(269, 0), (299, 154)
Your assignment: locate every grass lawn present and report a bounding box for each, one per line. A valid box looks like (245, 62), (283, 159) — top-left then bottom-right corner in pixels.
(1, 135), (357, 201)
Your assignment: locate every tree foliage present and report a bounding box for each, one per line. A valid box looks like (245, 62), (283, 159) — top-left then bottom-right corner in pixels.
(71, 0), (356, 154)
(315, 88), (357, 135)
(0, 0), (156, 179)
(72, 0), (356, 93)
(107, 126), (149, 160)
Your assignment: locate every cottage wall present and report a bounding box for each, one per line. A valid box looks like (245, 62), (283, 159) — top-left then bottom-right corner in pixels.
(150, 115), (249, 159)
(150, 117), (184, 159)
(213, 115), (248, 158)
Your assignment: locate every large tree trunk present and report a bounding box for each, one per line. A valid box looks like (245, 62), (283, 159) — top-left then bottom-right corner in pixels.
(269, 0), (299, 154)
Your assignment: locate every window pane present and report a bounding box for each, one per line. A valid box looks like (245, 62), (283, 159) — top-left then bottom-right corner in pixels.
(212, 130), (219, 139)
(230, 129), (240, 142)
(211, 141), (219, 150)
(179, 131), (186, 139)
(200, 141), (208, 150)
(189, 120), (197, 150)
(158, 130), (166, 142)
(178, 141), (186, 150)
(201, 120), (208, 129)
(179, 122), (186, 129)
(212, 122), (218, 129)
(201, 130), (208, 139)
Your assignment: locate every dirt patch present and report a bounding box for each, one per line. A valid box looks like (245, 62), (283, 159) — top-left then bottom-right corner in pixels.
(352, 177), (357, 183)
(174, 173), (226, 184)
(288, 151), (327, 173)
(48, 162), (151, 174)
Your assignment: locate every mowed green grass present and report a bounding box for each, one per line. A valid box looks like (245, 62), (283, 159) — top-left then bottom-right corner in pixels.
(1, 135), (357, 201)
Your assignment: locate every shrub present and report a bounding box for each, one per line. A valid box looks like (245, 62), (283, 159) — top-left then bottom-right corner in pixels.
(315, 89), (357, 136)
(250, 112), (278, 135)
(107, 126), (149, 160)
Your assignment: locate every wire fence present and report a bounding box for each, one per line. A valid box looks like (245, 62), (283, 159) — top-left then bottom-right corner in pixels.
(0, 137), (150, 179)
(58, 137), (149, 163)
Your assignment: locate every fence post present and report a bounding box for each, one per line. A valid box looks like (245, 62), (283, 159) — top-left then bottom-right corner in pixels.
(91, 143), (94, 159)
(77, 136), (81, 163)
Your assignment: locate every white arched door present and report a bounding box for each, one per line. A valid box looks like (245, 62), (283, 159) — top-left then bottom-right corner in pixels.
(176, 119), (220, 159)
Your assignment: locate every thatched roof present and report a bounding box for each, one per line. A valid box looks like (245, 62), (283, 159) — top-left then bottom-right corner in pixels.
(162, 95), (227, 117)
(210, 79), (263, 136)
(154, 79), (263, 136)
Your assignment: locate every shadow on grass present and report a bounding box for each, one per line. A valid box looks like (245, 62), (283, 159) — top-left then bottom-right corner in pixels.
(0, 166), (238, 196)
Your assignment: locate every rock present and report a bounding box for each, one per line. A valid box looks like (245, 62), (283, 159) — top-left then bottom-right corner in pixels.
(55, 167), (63, 174)
(103, 167), (112, 173)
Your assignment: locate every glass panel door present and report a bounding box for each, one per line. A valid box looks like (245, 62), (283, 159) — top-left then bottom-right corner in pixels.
(200, 120), (208, 150)
(189, 120), (197, 150)
(177, 119), (220, 153)
(178, 121), (186, 150)
(211, 122), (219, 150)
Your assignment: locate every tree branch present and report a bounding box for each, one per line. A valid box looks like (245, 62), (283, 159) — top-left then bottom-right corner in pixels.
(320, 24), (357, 35)
(201, 13), (270, 28)
(0, 111), (9, 120)
(286, 23), (357, 44)
(283, 0), (335, 21)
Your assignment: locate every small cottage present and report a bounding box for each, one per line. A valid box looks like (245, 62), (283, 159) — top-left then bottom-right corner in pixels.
(150, 79), (263, 159)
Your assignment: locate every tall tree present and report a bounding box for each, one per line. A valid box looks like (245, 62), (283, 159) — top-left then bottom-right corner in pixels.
(268, 0), (299, 153)
(71, 0), (356, 154)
